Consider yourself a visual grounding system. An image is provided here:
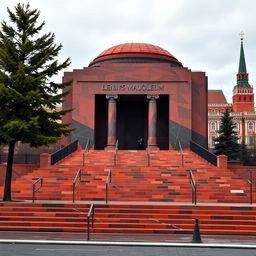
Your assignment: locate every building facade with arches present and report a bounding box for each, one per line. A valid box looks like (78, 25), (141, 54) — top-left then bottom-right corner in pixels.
(208, 36), (256, 149)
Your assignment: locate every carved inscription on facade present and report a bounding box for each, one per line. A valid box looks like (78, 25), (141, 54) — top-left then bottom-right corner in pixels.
(102, 84), (164, 92)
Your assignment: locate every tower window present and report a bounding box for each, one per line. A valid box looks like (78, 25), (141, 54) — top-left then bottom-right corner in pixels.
(233, 122), (238, 131)
(211, 122), (217, 131)
(248, 122), (254, 131)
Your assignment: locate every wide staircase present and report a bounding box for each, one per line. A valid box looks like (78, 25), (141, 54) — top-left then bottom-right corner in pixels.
(0, 202), (255, 235)
(0, 148), (255, 235)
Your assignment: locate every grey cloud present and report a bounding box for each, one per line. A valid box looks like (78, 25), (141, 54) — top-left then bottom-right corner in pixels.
(1, 0), (256, 103)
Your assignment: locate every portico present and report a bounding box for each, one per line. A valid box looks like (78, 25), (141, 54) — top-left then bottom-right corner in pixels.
(94, 94), (168, 150)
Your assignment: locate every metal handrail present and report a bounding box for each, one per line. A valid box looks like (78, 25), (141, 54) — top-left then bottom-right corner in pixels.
(178, 140), (184, 167)
(72, 168), (82, 203)
(247, 169), (253, 204)
(147, 140), (150, 167)
(32, 178), (43, 203)
(83, 140), (90, 166)
(188, 169), (197, 205)
(114, 140), (118, 166)
(106, 170), (112, 203)
(87, 204), (95, 240)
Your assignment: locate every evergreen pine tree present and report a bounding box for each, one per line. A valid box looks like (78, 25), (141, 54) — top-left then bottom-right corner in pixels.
(0, 3), (72, 201)
(239, 135), (249, 164)
(214, 109), (240, 160)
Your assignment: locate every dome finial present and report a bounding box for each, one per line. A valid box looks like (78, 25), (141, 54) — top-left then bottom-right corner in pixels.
(239, 31), (244, 42)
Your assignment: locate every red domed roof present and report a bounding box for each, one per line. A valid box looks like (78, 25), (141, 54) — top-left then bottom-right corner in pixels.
(89, 43), (182, 67)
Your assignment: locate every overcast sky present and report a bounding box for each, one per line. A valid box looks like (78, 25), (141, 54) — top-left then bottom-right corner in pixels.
(1, 0), (255, 102)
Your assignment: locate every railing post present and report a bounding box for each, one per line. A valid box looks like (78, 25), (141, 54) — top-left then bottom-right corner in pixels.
(87, 216), (90, 240)
(72, 168), (82, 203)
(194, 185), (197, 205)
(87, 204), (94, 241)
(106, 183), (108, 204)
(191, 183), (194, 204)
(178, 140), (184, 167)
(147, 141), (150, 167)
(32, 184), (35, 203)
(114, 140), (118, 167)
(32, 178), (43, 203)
(72, 183), (75, 203)
(92, 206), (95, 228)
(106, 170), (111, 204)
(83, 139), (89, 167)
(189, 169), (197, 205)
(250, 169), (253, 205)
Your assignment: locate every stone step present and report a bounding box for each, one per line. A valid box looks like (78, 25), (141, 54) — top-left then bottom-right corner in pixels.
(1, 202), (256, 235)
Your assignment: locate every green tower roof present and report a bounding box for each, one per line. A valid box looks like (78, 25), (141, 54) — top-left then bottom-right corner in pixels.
(236, 34), (251, 88)
(238, 41), (247, 74)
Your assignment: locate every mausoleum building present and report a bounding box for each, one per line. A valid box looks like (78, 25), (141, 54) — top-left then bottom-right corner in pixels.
(62, 43), (208, 150)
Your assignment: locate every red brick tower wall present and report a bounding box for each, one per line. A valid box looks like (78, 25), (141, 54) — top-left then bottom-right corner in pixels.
(232, 93), (254, 112)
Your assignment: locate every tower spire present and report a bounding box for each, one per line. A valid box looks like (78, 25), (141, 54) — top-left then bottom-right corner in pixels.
(236, 31), (250, 87)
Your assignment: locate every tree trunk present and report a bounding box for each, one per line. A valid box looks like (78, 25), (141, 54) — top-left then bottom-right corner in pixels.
(3, 140), (16, 201)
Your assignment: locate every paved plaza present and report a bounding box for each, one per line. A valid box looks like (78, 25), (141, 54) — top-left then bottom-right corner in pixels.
(1, 244), (256, 256)
(0, 231), (256, 256)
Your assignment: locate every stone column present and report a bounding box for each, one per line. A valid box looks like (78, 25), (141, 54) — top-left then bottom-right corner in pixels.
(147, 95), (159, 147)
(106, 95), (118, 147)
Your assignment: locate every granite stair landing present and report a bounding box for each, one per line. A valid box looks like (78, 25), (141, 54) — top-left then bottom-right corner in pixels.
(0, 149), (252, 203)
(0, 202), (256, 235)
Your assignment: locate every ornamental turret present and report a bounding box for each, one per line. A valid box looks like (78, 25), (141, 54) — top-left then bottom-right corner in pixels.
(232, 32), (254, 112)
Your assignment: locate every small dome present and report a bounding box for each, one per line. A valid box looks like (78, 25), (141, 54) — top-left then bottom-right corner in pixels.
(89, 43), (182, 67)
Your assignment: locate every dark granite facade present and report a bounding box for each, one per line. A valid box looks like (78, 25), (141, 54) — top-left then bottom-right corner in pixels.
(62, 45), (208, 149)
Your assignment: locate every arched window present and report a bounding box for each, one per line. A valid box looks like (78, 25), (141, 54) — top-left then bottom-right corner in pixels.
(248, 122), (254, 131)
(233, 122), (238, 131)
(211, 122), (216, 131)
(249, 135), (254, 146)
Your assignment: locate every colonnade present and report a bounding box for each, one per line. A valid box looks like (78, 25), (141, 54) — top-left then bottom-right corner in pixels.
(106, 94), (158, 148)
